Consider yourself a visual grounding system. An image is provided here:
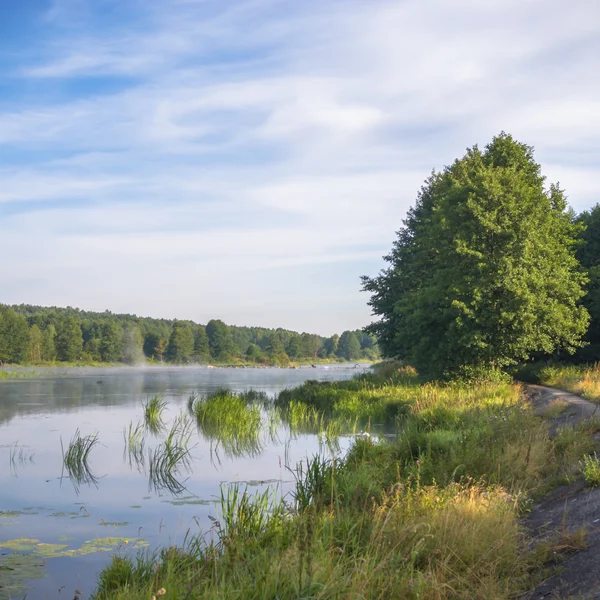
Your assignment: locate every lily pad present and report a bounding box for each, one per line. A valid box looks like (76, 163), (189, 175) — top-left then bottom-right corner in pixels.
(0, 552), (46, 600)
(0, 536), (148, 558)
(162, 495), (215, 506)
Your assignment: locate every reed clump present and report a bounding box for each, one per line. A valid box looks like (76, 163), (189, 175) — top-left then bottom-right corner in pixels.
(189, 389), (263, 457)
(148, 413), (194, 495)
(62, 428), (100, 489)
(143, 395), (168, 434)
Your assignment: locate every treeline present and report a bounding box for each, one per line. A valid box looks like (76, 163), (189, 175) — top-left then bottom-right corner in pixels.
(0, 304), (379, 366)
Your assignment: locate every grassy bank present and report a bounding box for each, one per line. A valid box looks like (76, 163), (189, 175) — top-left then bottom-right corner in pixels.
(91, 364), (598, 600)
(518, 362), (600, 402)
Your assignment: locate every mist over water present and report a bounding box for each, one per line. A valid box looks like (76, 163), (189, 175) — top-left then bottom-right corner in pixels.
(0, 365), (365, 600)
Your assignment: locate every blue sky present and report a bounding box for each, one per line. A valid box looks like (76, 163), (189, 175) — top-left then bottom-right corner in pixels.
(1, 0), (599, 335)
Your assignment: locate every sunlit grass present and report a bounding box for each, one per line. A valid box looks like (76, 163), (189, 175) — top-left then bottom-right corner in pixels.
(534, 363), (600, 402)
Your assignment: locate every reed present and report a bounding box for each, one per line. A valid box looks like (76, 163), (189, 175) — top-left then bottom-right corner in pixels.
(147, 413), (194, 495)
(143, 395), (168, 434)
(61, 429), (100, 490)
(123, 421), (146, 470)
(190, 389), (263, 458)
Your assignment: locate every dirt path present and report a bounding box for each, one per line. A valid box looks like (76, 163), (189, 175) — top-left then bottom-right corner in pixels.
(525, 384), (600, 599)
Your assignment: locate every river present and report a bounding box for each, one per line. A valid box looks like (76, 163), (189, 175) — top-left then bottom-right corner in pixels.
(0, 364), (367, 600)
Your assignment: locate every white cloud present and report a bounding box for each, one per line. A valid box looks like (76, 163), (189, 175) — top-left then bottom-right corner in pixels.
(1, 0), (599, 332)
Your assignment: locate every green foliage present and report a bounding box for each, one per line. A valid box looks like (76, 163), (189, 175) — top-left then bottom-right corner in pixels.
(193, 325), (211, 362)
(100, 321), (124, 362)
(55, 316), (84, 362)
(337, 330), (361, 360)
(147, 414), (194, 494)
(245, 342), (266, 363)
(61, 428), (99, 489)
(576, 204), (600, 360)
(0, 305), (29, 363)
(166, 321), (194, 363)
(190, 389), (264, 457)
(580, 452), (600, 487)
(27, 324), (43, 363)
(206, 319), (236, 361)
(363, 133), (589, 379)
(143, 395), (168, 434)
(41, 324), (56, 361)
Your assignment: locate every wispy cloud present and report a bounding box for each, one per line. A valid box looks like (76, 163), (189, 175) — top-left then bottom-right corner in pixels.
(1, 0), (599, 333)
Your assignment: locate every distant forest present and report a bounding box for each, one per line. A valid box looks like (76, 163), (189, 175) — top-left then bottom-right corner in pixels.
(0, 304), (379, 366)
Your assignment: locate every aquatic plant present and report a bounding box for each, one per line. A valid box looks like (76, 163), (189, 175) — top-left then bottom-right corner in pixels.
(61, 429), (100, 491)
(143, 394), (168, 434)
(148, 413), (194, 495)
(8, 442), (35, 476)
(190, 389), (264, 458)
(123, 421), (146, 470)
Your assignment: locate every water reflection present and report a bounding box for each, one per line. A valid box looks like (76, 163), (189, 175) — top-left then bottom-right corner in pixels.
(0, 365), (366, 600)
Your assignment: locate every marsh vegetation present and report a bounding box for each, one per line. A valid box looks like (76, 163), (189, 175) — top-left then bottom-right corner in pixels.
(91, 363), (600, 599)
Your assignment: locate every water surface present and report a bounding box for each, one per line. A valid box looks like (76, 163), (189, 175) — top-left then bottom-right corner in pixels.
(0, 365), (366, 600)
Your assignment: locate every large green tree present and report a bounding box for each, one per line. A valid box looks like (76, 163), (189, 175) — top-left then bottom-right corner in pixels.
(193, 325), (212, 363)
(206, 319), (236, 362)
(55, 317), (84, 362)
(167, 321), (194, 363)
(576, 204), (600, 359)
(0, 305), (29, 363)
(337, 331), (361, 360)
(100, 322), (124, 362)
(363, 133), (589, 379)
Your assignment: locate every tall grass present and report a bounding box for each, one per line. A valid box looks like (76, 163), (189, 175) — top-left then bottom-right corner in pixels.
(91, 363), (598, 600)
(215, 484), (285, 548)
(525, 362), (600, 402)
(143, 395), (168, 434)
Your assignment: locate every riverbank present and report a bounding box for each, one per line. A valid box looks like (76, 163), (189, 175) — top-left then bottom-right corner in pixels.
(90, 363), (599, 599)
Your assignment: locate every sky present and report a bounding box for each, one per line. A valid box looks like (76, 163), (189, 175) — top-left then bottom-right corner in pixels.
(0, 0), (599, 335)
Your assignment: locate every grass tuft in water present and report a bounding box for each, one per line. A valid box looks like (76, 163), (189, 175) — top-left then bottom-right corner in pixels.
(143, 395), (168, 434)
(61, 429), (100, 490)
(148, 413), (194, 495)
(190, 389), (264, 458)
(123, 421), (146, 470)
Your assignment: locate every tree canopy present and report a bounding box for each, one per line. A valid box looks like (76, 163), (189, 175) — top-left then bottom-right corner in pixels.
(363, 133), (589, 379)
(576, 204), (600, 359)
